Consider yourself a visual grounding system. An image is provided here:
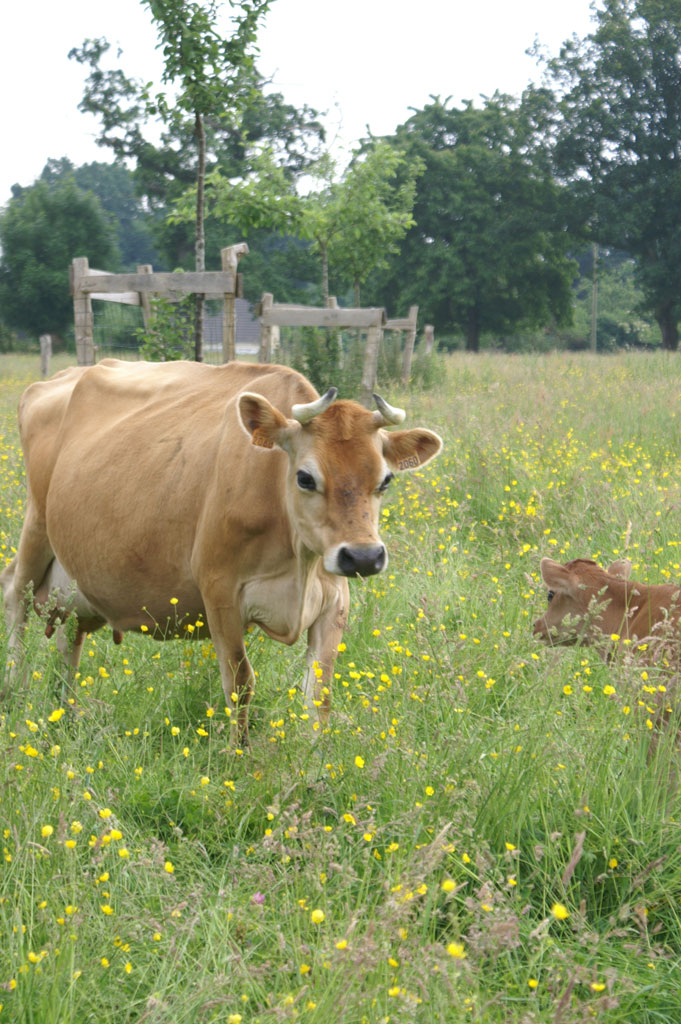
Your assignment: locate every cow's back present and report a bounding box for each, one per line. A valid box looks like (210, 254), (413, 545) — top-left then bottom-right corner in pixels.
(50, 359), (316, 438)
(47, 359), (317, 468)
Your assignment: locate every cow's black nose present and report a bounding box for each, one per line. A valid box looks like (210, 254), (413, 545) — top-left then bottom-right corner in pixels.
(337, 544), (386, 577)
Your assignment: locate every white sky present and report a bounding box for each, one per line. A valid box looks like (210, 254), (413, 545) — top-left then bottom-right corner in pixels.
(0, 0), (596, 205)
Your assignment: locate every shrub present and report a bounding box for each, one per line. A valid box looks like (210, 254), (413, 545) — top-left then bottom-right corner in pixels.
(282, 326), (440, 397)
(134, 295), (194, 361)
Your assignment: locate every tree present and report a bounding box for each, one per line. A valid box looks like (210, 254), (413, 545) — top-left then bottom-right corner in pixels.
(168, 146), (301, 238)
(40, 158), (158, 270)
(69, 35), (324, 282)
(174, 147), (337, 303)
(327, 142), (422, 307)
(296, 153), (343, 305)
(233, 231), (321, 306)
(178, 142), (422, 307)
(575, 251), (657, 348)
(0, 178), (117, 340)
(539, 0), (681, 349)
(70, 0), (272, 360)
(369, 96), (578, 350)
(166, 145), (324, 305)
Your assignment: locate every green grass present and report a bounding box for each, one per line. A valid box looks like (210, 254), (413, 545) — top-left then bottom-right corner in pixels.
(2, 350), (681, 1021)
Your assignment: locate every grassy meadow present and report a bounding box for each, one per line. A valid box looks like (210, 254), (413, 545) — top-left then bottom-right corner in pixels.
(2, 350), (681, 1022)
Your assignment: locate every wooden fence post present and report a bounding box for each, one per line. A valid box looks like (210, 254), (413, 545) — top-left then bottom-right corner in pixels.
(71, 257), (95, 366)
(221, 243), (249, 363)
(400, 306), (419, 384)
(39, 334), (52, 377)
(360, 322), (383, 408)
(259, 293), (274, 363)
(137, 265), (154, 329)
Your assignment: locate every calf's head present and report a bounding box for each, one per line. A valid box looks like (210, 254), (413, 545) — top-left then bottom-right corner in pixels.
(238, 388), (442, 576)
(533, 556), (633, 645)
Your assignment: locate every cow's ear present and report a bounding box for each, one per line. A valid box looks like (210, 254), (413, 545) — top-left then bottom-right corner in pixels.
(237, 392), (297, 451)
(381, 428), (442, 472)
(607, 558), (632, 580)
(540, 557), (572, 594)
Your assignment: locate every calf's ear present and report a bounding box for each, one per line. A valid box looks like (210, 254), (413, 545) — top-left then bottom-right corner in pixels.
(382, 428), (442, 472)
(607, 558), (632, 579)
(237, 392), (297, 451)
(540, 557), (572, 594)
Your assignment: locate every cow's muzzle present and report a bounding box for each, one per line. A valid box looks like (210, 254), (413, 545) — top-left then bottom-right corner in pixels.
(334, 543), (387, 577)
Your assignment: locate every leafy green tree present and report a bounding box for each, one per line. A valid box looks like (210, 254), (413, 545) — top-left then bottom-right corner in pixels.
(168, 147), (301, 237)
(539, 0), (681, 349)
(296, 153), (344, 305)
(145, 0), (271, 359)
(176, 142), (422, 308)
(193, 148), (349, 306)
(68, 37), (324, 280)
(70, 0), (272, 360)
(369, 96), (578, 350)
(40, 158), (158, 269)
(167, 145), (324, 305)
(327, 142), (422, 307)
(135, 294), (195, 360)
(0, 178), (117, 341)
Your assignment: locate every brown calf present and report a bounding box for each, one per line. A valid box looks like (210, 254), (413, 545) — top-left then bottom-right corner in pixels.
(533, 557), (681, 649)
(534, 556), (681, 764)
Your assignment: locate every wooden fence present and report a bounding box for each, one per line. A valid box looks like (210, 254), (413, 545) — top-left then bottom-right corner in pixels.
(258, 295), (419, 407)
(67, 247), (428, 404)
(69, 243), (249, 366)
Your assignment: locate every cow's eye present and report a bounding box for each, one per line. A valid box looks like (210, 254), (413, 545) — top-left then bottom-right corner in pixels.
(378, 472), (394, 493)
(547, 590), (555, 602)
(296, 469), (316, 491)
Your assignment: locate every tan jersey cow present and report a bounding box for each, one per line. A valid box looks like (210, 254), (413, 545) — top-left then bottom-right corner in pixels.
(1, 359), (442, 742)
(534, 557), (681, 649)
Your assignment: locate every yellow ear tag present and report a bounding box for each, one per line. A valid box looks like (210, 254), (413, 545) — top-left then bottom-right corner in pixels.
(252, 428), (274, 449)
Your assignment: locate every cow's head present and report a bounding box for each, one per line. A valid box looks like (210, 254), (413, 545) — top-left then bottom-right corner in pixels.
(533, 556), (632, 645)
(237, 388), (442, 576)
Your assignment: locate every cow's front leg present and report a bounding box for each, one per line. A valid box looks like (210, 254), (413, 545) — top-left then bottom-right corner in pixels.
(203, 601), (255, 747)
(304, 577), (349, 728)
(0, 505), (55, 684)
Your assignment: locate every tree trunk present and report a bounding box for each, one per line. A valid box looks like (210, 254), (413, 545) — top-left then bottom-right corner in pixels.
(194, 111), (206, 362)
(354, 279), (360, 307)
(656, 303), (679, 351)
(590, 242), (598, 352)
(465, 306), (480, 352)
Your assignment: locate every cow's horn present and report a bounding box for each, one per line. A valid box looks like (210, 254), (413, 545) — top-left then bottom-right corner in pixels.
(373, 393), (406, 426)
(292, 387), (338, 424)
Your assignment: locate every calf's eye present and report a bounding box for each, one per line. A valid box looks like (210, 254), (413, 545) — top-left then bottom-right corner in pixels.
(547, 590), (555, 603)
(297, 469), (316, 491)
(378, 472), (394, 493)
